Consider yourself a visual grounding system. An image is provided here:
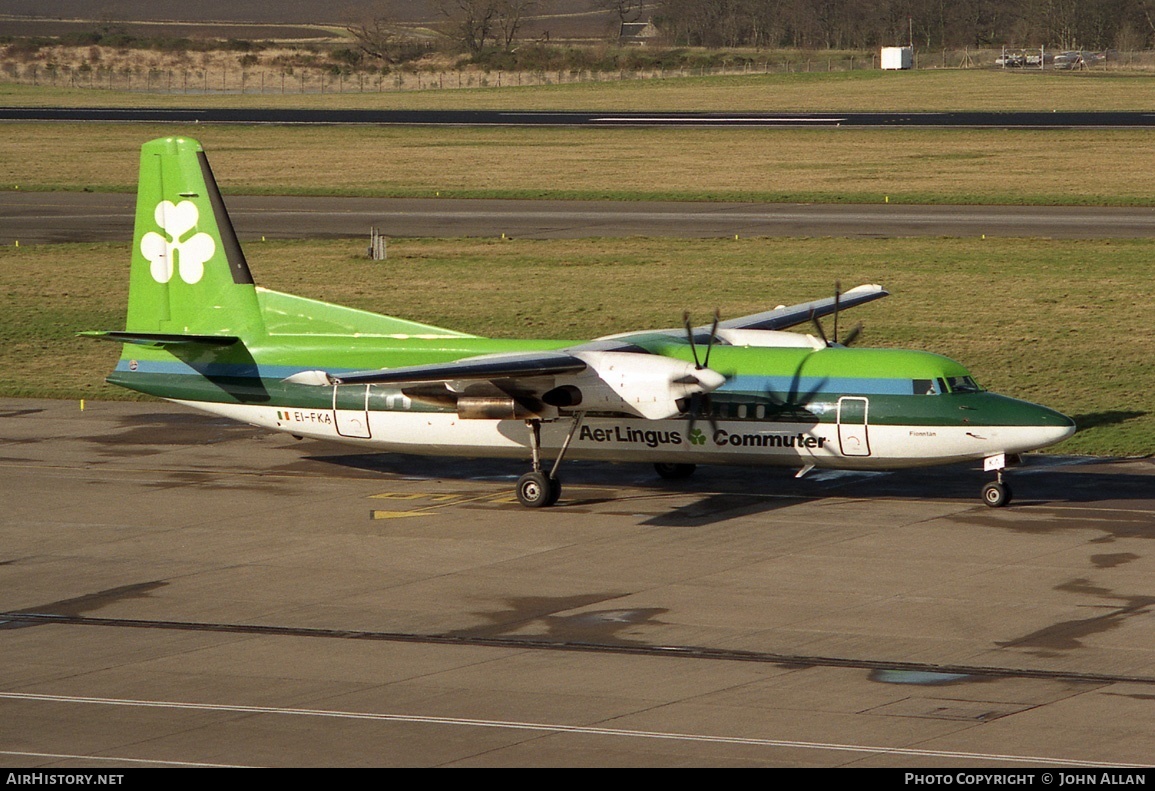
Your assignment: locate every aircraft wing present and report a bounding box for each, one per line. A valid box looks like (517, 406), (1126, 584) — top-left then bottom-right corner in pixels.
(324, 347), (724, 421)
(717, 284), (888, 331)
(315, 286), (885, 417)
(330, 351), (587, 386)
(596, 284), (889, 345)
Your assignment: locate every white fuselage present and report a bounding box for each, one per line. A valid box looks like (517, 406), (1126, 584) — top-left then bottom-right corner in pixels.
(175, 400), (1075, 471)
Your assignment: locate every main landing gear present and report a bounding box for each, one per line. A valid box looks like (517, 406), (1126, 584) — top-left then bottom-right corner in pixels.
(654, 462), (696, 480)
(515, 414), (585, 508)
(516, 470), (560, 508)
(981, 453), (1018, 508)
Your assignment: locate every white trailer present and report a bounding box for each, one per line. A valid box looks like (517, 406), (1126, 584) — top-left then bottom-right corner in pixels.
(880, 46), (913, 70)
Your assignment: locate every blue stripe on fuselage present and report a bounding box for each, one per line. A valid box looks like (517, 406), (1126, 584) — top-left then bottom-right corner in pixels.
(721, 374), (915, 397)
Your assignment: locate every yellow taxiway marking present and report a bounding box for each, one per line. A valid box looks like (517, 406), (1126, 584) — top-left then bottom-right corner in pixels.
(369, 490), (517, 519)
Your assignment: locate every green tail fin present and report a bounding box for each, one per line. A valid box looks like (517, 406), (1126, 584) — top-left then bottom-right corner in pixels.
(126, 137), (265, 340)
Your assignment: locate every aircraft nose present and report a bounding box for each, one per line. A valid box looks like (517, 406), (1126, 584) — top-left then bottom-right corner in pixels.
(1053, 410), (1077, 441)
(979, 394), (1077, 453)
(1037, 402), (1076, 428)
(1028, 403), (1077, 446)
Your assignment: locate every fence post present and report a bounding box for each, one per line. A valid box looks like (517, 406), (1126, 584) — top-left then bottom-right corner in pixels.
(369, 227), (387, 260)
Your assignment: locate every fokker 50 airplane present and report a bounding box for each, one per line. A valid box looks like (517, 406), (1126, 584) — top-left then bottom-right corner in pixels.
(84, 138), (1076, 508)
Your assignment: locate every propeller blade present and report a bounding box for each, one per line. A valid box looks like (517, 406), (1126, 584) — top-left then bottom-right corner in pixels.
(679, 309), (728, 433)
(686, 391), (701, 426)
(686, 392), (718, 436)
(702, 308), (720, 369)
(842, 321), (864, 347)
(833, 280), (841, 345)
(683, 310), (703, 369)
(808, 308), (829, 346)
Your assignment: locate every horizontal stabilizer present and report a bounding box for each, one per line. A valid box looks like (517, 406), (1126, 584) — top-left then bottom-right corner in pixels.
(79, 331), (240, 348)
(331, 351), (587, 386)
(256, 288), (478, 339)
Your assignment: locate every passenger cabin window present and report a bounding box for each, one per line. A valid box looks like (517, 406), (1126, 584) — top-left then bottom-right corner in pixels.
(913, 379), (938, 395)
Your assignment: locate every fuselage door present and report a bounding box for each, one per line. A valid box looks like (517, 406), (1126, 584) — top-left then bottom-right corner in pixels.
(837, 396), (871, 457)
(333, 384), (372, 439)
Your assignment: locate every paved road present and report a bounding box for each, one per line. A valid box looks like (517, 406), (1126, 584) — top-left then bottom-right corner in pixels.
(1, 398), (1152, 767)
(5, 107), (1155, 127)
(6, 191), (1155, 243)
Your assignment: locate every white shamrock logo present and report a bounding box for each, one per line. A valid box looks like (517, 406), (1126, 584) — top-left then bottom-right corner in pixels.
(140, 200), (215, 284)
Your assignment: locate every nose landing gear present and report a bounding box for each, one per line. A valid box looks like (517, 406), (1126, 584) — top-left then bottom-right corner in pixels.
(981, 453), (1019, 508)
(982, 476), (1012, 508)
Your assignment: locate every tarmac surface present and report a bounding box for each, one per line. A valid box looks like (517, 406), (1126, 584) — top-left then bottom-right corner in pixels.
(6, 192), (1155, 244)
(1, 397), (1153, 767)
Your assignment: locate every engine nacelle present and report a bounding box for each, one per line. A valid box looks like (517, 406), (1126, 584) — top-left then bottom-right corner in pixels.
(570, 351), (725, 419)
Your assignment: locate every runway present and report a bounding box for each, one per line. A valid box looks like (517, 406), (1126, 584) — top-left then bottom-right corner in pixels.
(6, 192), (1155, 243)
(1, 397), (1152, 767)
(5, 107), (1155, 128)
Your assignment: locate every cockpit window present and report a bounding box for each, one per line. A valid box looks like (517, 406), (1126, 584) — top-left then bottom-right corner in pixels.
(946, 376), (982, 394)
(912, 379), (938, 395)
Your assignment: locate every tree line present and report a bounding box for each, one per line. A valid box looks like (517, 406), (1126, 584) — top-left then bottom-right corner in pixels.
(392, 0), (1155, 56)
(627, 0), (1155, 51)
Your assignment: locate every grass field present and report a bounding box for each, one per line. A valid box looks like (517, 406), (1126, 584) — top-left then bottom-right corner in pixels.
(2, 69), (1151, 459)
(5, 122), (1155, 206)
(2, 236), (1149, 457)
(6, 69), (1155, 112)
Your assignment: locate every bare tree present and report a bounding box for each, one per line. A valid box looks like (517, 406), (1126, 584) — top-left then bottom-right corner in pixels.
(346, 2), (422, 64)
(347, 19), (403, 63)
(1041, 0), (1082, 49)
(595, 0), (646, 26)
(437, 0), (540, 53)
(495, 0), (540, 49)
(438, 0), (499, 53)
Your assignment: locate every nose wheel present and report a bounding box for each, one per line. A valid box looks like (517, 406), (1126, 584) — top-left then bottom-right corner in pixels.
(982, 480), (1012, 507)
(981, 454), (1016, 508)
(979, 457), (1016, 505)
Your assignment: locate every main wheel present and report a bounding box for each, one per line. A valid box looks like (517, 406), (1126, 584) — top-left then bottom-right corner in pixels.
(654, 462), (696, 480)
(516, 472), (555, 508)
(982, 481), (1012, 508)
(545, 475), (562, 506)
